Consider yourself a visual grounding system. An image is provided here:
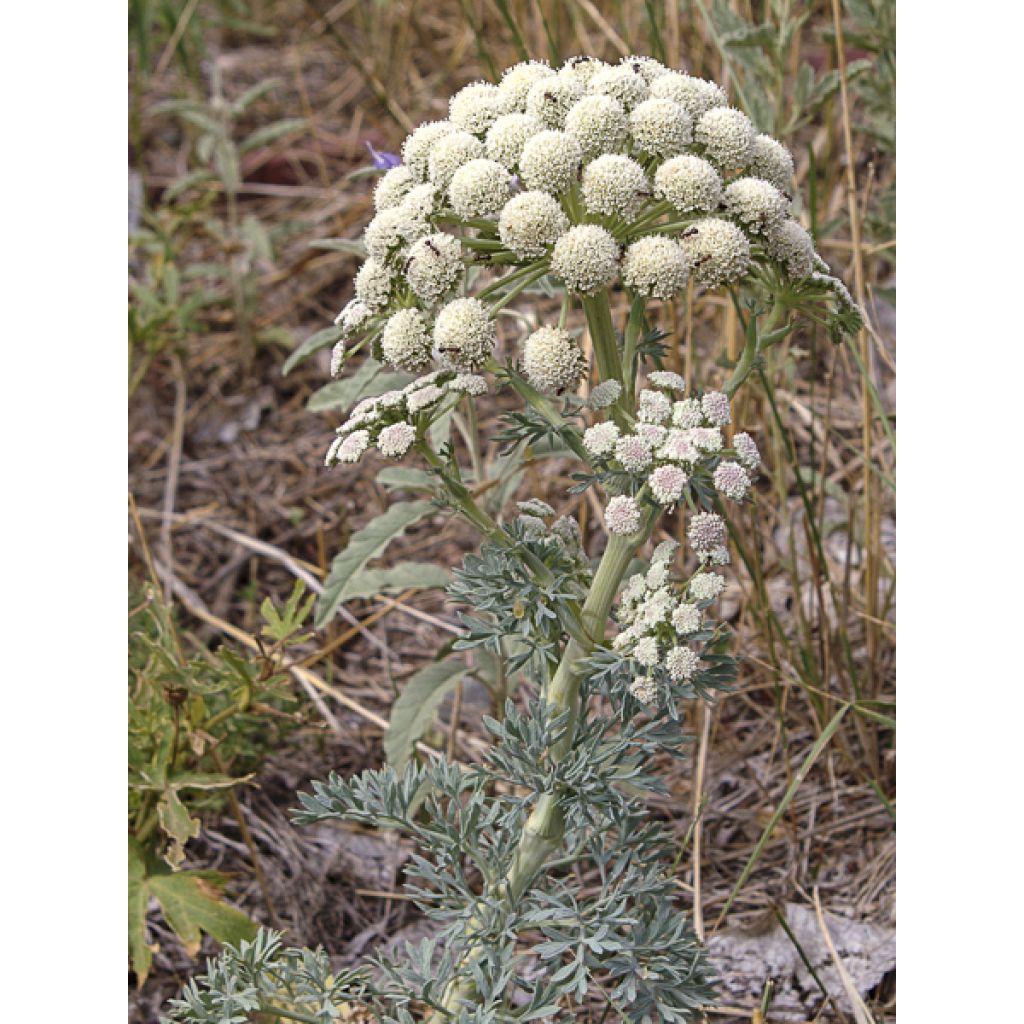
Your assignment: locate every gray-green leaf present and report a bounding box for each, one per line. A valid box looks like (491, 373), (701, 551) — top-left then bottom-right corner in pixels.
(384, 658), (466, 769)
(314, 501), (435, 628)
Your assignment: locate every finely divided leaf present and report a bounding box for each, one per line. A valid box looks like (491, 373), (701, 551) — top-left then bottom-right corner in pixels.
(314, 501), (435, 628)
(384, 658), (466, 769)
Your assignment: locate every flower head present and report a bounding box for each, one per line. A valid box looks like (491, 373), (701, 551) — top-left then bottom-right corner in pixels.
(518, 129), (583, 194)
(648, 371), (686, 391)
(485, 113), (544, 169)
(559, 56), (611, 88)
(606, 495), (643, 535)
(629, 97), (693, 158)
(522, 326), (588, 394)
(680, 217), (751, 286)
(380, 308), (433, 372)
(723, 177), (789, 233)
(733, 431), (761, 470)
(690, 571), (726, 602)
(333, 429), (370, 465)
(433, 297), (496, 370)
(449, 81), (508, 135)
(564, 94), (629, 158)
(373, 165), (415, 211)
(649, 465), (687, 504)
(765, 219), (816, 279)
(587, 379), (623, 409)
(428, 130), (486, 190)
(622, 236), (689, 299)
(550, 225), (620, 295)
(665, 645), (700, 682)
(581, 154), (649, 220)
(650, 73), (727, 120)
(583, 421), (621, 458)
(672, 602), (702, 635)
(751, 134), (795, 192)
(589, 64), (649, 110)
(628, 675), (659, 705)
(402, 120), (457, 179)
(695, 107), (756, 170)
(654, 155), (722, 214)
(405, 233), (464, 305)
(615, 433), (653, 472)
(526, 75), (585, 128)
(364, 206), (429, 262)
(448, 158), (512, 218)
(701, 390), (731, 426)
(498, 190), (569, 259)
(498, 60), (556, 108)
(672, 398), (703, 429)
(687, 511), (726, 552)
(637, 389), (673, 424)
(713, 460), (752, 501)
(633, 635), (660, 667)
(377, 422), (417, 457)
(354, 258), (393, 311)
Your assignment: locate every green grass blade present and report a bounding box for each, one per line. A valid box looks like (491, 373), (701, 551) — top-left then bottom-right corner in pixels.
(713, 703), (849, 930)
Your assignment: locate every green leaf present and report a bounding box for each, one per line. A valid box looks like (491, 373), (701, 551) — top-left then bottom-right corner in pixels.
(167, 772), (251, 792)
(282, 325), (343, 376)
(147, 870), (258, 957)
(128, 840), (153, 984)
(306, 359), (411, 413)
(309, 238), (367, 257)
(314, 501), (435, 628)
(376, 466), (439, 492)
(239, 118), (308, 154)
(384, 658), (466, 769)
(336, 562), (450, 604)
(157, 787), (201, 868)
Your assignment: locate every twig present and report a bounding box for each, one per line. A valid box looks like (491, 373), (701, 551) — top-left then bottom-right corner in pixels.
(812, 887), (877, 1024)
(159, 353), (187, 602)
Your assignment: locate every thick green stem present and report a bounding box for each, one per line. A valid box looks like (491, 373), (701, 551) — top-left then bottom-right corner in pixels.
(582, 293), (631, 431)
(438, 528), (646, 1015)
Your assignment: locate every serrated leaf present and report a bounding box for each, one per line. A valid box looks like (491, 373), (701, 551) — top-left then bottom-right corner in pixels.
(147, 870), (258, 957)
(315, 501), (435, 628)
(282, 325), (343, 376)
(336, 562), (449, 604)
(384, 658), (466, 769)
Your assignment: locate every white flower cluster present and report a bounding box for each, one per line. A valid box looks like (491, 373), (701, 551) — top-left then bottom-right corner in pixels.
(585, 376), (760, 532)
(326, 55), (838, 469)
(613, 540), (721, 705)
(324, 370), (488, 467)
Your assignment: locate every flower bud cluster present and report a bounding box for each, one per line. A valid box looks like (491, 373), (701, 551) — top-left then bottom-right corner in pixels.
(612, 539), (725, 706)
(324, 370), (487, 467)
(586, 377), (760, 529)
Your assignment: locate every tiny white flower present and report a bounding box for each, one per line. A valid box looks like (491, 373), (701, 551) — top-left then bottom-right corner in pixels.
(628, 674), (659, 705)
(672, 399), (704, 429)
(629, 97), (692, 158)
(723, 177), (790, 234)
(633, 635), (660, 667)
(373, 165), (415, 211)
(433, 297), (496, 370)
(622, 235), (689, 299)
(689, 571), (726, 602)
(650, 73), (727, 120)
(665, 645), (700, 682)
(587, 379), (623, 410)
(380, 308), (433, 372)
(448, 158), (512, 219)
(679, 217), (752, 287)
(672, 603), (702, 635)
(713, 460), (751, 500)
(405, 233), (464, 306)
(449, 81), (508, 135)
(701, 391), (731, 426)
(750, 133), (795, 192)
(498, 190), (569, 259)
(654, 155), (722, 215)
(402, 120), (457, 180)
(637, 389), (673, 424)
(428, 130), (486, 190)
(648, 371), (686, 391)
(648, 465), (687, 504)
(525, 75), (585, 129)
(581, 154), (649, 220)
(733, 431), (761, 470)
(518, 129), (583, 194)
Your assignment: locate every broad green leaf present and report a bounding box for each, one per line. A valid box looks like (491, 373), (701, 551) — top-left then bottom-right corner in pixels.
(335, 562), (449, 604)
(128, 840), (153, 984)
(157, 787), (200, 868)
(314, 501), (435, 628)
(282, 325), (343, 376)
(376, 466), (438, 492)
(309, 238), (367, 257)
(147, 870), (258, 957)
(384, 658), (466, 769)
(306, 360), (411, 413)
(239, 118), (308, 155)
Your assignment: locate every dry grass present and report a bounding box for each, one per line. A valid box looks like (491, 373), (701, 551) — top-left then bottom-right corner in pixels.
(128, 2), (895, 1020)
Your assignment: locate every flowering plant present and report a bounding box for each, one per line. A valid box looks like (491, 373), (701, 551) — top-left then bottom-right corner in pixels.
(169, 54), (859, 1024)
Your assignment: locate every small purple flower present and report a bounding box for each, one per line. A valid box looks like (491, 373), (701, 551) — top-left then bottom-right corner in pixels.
(365, 142), (401, 170)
